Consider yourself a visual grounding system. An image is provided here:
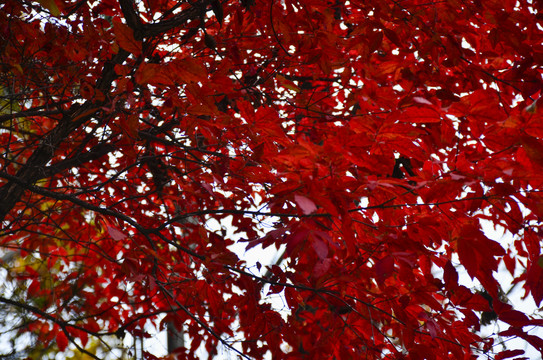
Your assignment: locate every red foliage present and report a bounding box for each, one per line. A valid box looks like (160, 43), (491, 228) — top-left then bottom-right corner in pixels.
(0, 0), (542, 358)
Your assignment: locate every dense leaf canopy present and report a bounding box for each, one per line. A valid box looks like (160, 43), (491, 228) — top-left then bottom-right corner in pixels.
(1, 0), (542, 358)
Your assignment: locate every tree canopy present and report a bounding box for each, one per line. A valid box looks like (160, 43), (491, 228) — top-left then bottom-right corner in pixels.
(1, 0), (542, 358)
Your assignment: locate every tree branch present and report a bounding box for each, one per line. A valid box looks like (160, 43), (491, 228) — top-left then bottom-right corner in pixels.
(42, 143), (116, 179)
(0, 49), (130, 223)
(118, 0), (142, 34)
(142, 1), (208, 37)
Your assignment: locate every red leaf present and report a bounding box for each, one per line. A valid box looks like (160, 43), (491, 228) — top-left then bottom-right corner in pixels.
(5, 1), (543, 358)
(525, 255), (543, 306)
(443, 260), (459, 289)
(313, 258), (331, 278)
(85, 319), (101, 334)
(367, 30), (383, 53)
(375, 256), (394, 285)
(27, 279), (40, 297)
(500, 327), (543, 355)
(170, 58), (208, 83)
(498, 309), (531, 327)
(135, 62), (175, 86)
(456, 223), (505, 295)
(79, 329), (89, 347)
(311, 235), (328, 260)
(286, 227), (309, 256)
(56, 331), (69, 351)
(398, 106), (442, 123)
(107, 225), (127, 241)
(112, 18), (141, 56)
(294, 194), (317, 215)
(426, 318), (440, 339)
(521, 135), (543, 165)
(383, 28), (401, 47)
(436, 88), (460, 102)
(495, 349), (525, 360)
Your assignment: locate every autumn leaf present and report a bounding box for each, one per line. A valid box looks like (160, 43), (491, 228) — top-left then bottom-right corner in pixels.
(494, 349), (525, 360)
(56, 331), (69, 351)
(443, 260), (459, 289)
(107, 225), (127, 241)
(135, 62), (175, 86)
(456, 223), (505, 295)
(375, 256), (394, 286)
(113, 18), (141, 56)
(312, 258), (331, 278)
(397, 106), (442, 123)
(170, 58), (208, 83)
(2, 0), (543, 358)
(311, 235), (328, 260)
(37, 0), (61, 16)
(525, 257), (543, 306)
(521, 135), (543, 165)
(294, 194), (317, 215)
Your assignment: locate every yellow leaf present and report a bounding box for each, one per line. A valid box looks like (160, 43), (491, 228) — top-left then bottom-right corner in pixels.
(276, 74), (300, 93)
(503, 114), (523, 129)
(11, 63), (23, 74)
(0, 86), (21, 116)
(524, 97), (540, 114)
(36, 0), (61, 16)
